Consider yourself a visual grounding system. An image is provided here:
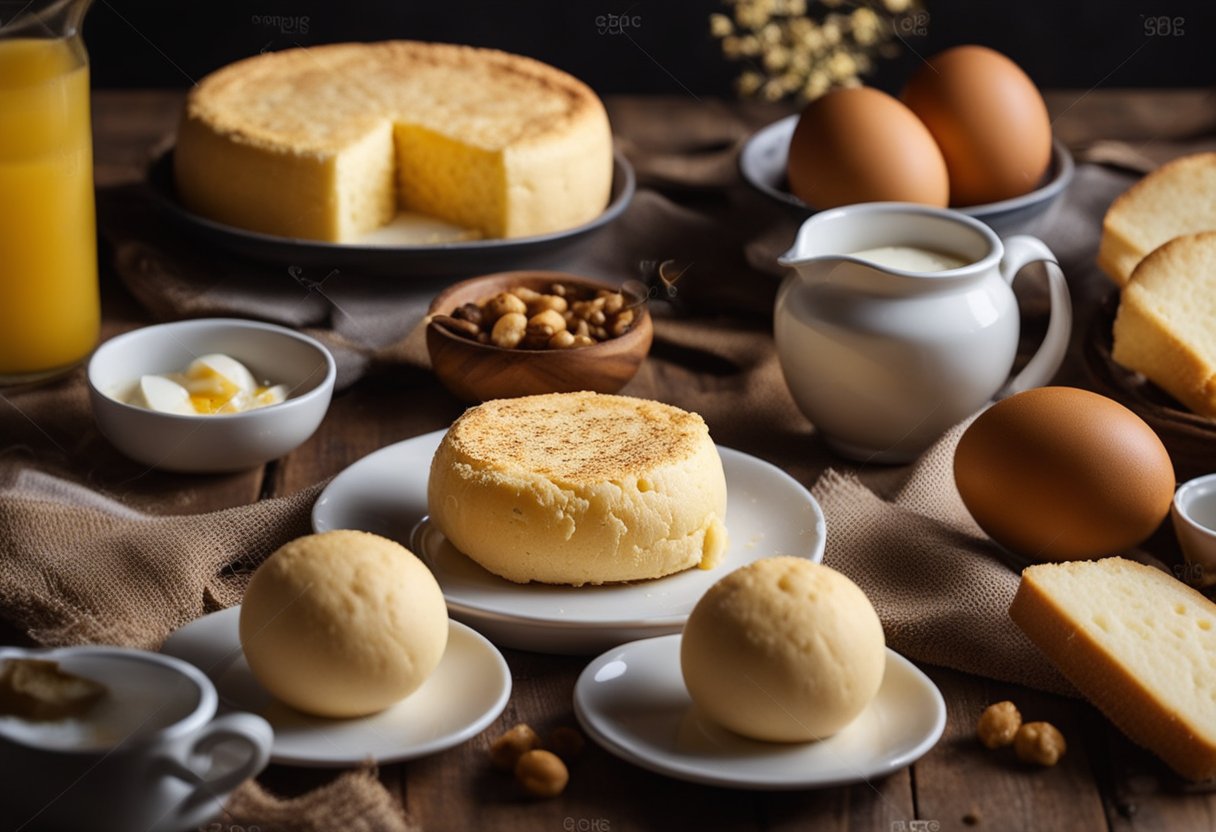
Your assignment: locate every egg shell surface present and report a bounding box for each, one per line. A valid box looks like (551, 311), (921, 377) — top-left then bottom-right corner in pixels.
(902, 45), (1052, 207)
(786, 86), (949, 210)
(954, 387), (1175, 562)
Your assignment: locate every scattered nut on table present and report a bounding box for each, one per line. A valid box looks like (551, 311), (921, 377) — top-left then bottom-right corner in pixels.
(546, 726), (586, 762)
(489, 723), (541, 771)
(515, 749), (569, 798)
(1014, 721), (1067, 766)
(442, 282), (639, 349)
(976, 700), (1022, 749)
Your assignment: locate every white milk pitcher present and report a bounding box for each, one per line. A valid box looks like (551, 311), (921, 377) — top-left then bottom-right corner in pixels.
(775, 202), (1071, 462)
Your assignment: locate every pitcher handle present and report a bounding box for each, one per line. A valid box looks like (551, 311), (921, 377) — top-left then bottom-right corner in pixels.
(162, 711), (273, 830)
(995, 235), (1072, 398)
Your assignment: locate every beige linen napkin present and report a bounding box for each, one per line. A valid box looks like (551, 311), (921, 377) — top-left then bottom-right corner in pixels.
(221, 766), (415, 832)
(0, 461), (318, 648)
(812, 421), (1075, 696)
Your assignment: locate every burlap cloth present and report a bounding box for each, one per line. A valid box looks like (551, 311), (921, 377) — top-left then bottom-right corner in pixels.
(2, 93), (1214, 827)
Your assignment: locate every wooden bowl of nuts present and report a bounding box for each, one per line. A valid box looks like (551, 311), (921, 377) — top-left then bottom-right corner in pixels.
(426, 271), (653, 402)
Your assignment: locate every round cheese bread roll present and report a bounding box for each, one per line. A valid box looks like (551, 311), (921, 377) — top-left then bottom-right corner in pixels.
(681, 557), (885, 742)
(428, 392), (728, 586)
(239, 530), (448, 718)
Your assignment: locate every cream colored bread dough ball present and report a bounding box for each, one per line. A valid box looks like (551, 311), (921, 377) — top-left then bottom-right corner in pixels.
(239, 530), (448, 718)
(428, 392), (728, 586)
(681, 557), (885, 742)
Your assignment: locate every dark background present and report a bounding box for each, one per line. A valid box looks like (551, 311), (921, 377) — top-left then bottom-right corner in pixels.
(25, 0), (1216, 92)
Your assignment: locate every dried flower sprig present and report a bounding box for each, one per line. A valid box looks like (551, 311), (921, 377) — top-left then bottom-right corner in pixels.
(711, 0), (926, 102)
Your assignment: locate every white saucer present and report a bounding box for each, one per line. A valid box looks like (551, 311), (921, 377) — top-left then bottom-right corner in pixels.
(161, 607), (510, 767)
(312, 430), (827, 653)
(574, 635), (945, 790)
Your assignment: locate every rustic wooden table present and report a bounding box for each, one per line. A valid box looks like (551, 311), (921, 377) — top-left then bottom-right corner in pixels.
(72, 89), (1216, 832)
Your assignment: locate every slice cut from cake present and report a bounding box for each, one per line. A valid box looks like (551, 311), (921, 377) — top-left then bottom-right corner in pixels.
(428, 392), (728, 586)
(1098, 152), (1216, 285)
(1010, 558), (1216, 781)
(1112, 231), (1216, 417)
(174, 41), (613, 242)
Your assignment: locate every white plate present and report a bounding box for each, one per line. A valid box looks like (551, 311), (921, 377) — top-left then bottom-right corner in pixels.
(574, 635), (946, 790)
(312, 430), (827, 653)
(160, 607), (510, 767)
(739, 114), (1074, 235)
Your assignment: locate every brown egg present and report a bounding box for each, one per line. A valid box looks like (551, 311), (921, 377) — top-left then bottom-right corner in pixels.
(954, 387), (1175, 562)
(786, 86), (949, 210)
(902, 45), (1052, 207)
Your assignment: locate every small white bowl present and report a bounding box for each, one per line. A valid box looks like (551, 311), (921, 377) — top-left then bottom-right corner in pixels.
(1171, 473), (1216, 588)
(87, 318), (336, 473)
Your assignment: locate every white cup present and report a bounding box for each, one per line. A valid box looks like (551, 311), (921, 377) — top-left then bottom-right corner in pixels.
(1171, 473), (1216, 588)
(0, 646), (272, 832)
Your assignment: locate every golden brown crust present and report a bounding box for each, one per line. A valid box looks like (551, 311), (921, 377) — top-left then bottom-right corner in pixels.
(185, 40), (605, 155)
(1010, 560), (1216, 781)
(1099, 152), (1216, 285)
(1112, 231), (1216, 417)
(428, 392), (728, 585)
(445, 392), (707, 482)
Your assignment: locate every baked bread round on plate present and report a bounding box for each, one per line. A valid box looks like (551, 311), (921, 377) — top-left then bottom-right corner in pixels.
(427, 392), (728, 586)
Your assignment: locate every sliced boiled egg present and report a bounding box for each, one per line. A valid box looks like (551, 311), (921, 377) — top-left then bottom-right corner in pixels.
(184, 354), (258, 414)
(121, 354), (288, 415)
(132, 374), (196, 415)
(252, 384), (288, 409)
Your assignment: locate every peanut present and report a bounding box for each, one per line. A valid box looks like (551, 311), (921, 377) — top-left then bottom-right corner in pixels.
(490, 312), (527, 348)
(549, 330), (577, 349)
(601, 292), (624, 314)
(489, 723), (541, 771)
(483, 291), (527, 323)
(441, 282), (638, 350)
(527, 309), (567, 339)
(976, 701), (1021, 749)
(529, 294), (568, 315)
(452, 303), (483, 326)
(1014, 721), (1066, 766)
(515, 749), (568, 798)
(508, 286), (543, 304)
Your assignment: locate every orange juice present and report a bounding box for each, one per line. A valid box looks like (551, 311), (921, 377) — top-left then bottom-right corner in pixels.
(0, 38), (99, 380)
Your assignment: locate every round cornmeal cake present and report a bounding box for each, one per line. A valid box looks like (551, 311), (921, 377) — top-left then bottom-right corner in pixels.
(427, 392), (728, 586)
(174, 40), (613, 243)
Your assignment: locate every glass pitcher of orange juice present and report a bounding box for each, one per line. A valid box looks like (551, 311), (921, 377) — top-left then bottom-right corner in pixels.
(0, 0), (99, 385)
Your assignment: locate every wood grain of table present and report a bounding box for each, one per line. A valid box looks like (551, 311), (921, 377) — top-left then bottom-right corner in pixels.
(77, 89), (1216, 832)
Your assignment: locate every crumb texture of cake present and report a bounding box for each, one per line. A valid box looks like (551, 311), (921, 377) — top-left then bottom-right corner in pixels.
(1098, 152), (1216, 285)
(1112, 232), (1216, 417)
(427, 392), (728, 586)
(1010, 557), (1216, 781)
(174, 41), (613, 242)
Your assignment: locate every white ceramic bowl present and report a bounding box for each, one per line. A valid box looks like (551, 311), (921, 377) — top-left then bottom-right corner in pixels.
(1171, 473), (1216, 589)
(87, 318), (336, 473)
